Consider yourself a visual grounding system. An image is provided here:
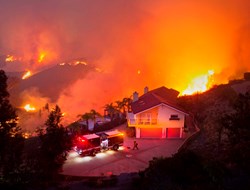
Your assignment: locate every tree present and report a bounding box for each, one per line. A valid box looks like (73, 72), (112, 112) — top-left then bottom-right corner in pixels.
(135, 150), (228, 190)
(44, 103), (50, 112)
(220, 92), (250, 144)
(218, 92), (250, 174)
(115, 97), (132, 117)
(122, 97), (132, 113)
(0, 70), (24, 186)
(104, 103), (118, 121)
(77, 109), (101, 131)
(0, 70), (20, 158)
(115, 100), (124, 113)
(38, 105), (72, 182)
(78, 112), (91, 129)
(89, 109), (101, 123)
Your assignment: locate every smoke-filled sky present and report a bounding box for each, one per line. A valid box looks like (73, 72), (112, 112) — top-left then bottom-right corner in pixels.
(0, 0), (250, 127)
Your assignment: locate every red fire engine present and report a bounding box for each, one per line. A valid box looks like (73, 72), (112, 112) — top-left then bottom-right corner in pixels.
(74, 130), (124, 156)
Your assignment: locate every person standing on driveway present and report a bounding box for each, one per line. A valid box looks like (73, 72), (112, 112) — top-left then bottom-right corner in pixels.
(133, 140), (139, 150)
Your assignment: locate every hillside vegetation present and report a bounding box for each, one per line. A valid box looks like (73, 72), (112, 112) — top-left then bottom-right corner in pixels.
(135, 81), (250, 189)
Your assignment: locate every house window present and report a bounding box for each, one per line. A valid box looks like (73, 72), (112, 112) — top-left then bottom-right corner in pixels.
(169, 114), (180, 120)
(139, 113), (151, 124)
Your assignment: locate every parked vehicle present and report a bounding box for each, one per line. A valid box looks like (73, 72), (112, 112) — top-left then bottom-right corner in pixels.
(74, 130), (124, 156)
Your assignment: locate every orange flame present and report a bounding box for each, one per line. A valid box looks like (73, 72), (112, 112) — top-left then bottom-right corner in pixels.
(38, 53), (46, 63)
(74, 61), (87, 65)
(22, 70), (32, 80)
(95, 67), (102, 72)
(23, 104), (36, 112)
(5, 55), (15, 62)
(180, 70), (214, 96)
(22, 132), (30, 139)
(58, 60), (88, 66)
(5, 55), (23, 62)
(5, 55), (21, 62)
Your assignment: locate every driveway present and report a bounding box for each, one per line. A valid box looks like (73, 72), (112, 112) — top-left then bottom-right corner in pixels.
(61, 135), (185, 177)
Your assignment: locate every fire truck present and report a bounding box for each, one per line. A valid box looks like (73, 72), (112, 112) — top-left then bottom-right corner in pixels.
(74, 130), (124, 156)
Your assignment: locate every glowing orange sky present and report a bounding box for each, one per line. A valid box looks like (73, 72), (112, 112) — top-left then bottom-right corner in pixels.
(0, 0), (249, 127)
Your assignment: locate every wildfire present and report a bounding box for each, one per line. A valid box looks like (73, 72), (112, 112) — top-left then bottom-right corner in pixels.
(22, 70), (32, 80)
(38, 53), (46, 63)
(58, 60), (88, 66)
(5, 55), (15, 62)
(95, 67), (102, 72)
(74, 61), (87, 65)
(22, 132), (30, 139)
(5, 55), (21, 62)
(23, 104), (36, 112)
(180, 70), (214, 96)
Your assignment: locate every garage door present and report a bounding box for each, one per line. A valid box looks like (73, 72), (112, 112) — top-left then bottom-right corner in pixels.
(167, 128), (181, 138)
(140, 128), (162, 138)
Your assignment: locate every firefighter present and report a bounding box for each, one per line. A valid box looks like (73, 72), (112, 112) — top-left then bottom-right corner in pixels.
(132, 140), (139, 150)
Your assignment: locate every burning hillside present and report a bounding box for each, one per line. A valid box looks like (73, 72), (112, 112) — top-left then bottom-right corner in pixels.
(0, 0), (249, 131)
(22, 70), (32, 80)
(9, 60), (94, 104)
(180, 70), (215, 96)
(23, 104), (36, 112)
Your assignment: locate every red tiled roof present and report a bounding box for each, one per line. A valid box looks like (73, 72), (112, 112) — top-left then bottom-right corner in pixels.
(131, 86), (188, 114)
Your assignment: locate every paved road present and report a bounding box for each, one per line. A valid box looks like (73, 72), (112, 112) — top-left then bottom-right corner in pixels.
(61, 136), (185, 177)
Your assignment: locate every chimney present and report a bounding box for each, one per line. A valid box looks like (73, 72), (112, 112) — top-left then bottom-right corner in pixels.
(244, 72), (250, 80)
(144, 86), (149, 94)
(133, 91), (139, 102)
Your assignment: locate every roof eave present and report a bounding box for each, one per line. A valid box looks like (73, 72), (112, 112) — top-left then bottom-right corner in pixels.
(132, 102), (189, 115)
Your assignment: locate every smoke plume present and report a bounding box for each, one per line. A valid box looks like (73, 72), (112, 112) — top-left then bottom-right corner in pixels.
(0, 0), (249, 127)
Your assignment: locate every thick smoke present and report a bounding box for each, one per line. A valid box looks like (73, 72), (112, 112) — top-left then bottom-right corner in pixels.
(0, 0), (249, 128)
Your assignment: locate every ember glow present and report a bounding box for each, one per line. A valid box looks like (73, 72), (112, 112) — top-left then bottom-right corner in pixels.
(0, 0), (249, 127)
(5, 55), (21, 62)
(5, 55), (15, 62)
(63, 60), (88, 66)
(22, 132), (30, 139)
(22, 71), (32, 80)
(23, 104), (36, 112)
(38, 53), (46, 63)
(74, 61), (87, 66)
(180, 70), (214, 96)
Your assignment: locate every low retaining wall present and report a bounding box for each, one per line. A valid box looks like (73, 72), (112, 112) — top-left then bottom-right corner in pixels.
(178, 124), (200, 153)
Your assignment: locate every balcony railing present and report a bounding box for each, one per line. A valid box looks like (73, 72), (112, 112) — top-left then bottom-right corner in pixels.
(128, 118), (158, 126)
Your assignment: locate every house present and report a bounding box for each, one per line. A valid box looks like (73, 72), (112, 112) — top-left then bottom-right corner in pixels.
(127, 86), (188, 138)
(78, 117), (110, 131)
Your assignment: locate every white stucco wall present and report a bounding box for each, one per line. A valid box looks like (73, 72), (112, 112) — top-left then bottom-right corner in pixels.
(136, 127), (140, 138)
(157, 104), (185, 128)
(127, 104), (187, 138)
(88, 120), (95, 131)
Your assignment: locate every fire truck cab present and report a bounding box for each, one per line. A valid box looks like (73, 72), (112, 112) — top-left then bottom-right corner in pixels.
(74, 130), (124, 156)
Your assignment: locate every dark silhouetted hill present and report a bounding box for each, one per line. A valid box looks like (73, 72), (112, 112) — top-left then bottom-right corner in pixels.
(9, 63), (95, 105)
